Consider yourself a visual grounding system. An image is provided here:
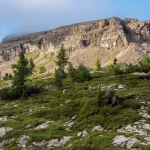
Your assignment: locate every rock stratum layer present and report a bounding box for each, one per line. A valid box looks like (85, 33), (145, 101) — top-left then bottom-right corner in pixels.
(1, 17), (150, 75)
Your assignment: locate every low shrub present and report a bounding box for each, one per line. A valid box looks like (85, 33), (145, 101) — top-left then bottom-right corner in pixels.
(0, 85), (40, 100)
(105, 64), (123, 75)
(122, 99), (142, 109)
(68, 63), (91, 82)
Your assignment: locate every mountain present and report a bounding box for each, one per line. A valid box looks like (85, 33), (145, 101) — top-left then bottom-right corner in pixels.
(1, 17), (150, 75)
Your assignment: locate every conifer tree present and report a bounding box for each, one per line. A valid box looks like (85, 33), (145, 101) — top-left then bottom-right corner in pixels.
(113, 57), (117, 65)
(93, 58), (101, 72)
(12, 52), (30, 89)
(55, 45), (68, 78)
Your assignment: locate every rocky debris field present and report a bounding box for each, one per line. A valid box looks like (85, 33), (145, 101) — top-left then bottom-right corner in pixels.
(0, 73), (150, 149)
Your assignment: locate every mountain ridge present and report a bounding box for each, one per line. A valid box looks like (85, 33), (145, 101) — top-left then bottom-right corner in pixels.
(1, 16), (150, 76)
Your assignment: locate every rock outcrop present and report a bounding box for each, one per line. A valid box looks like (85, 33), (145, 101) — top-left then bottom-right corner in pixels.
(1, 17), (150, 75)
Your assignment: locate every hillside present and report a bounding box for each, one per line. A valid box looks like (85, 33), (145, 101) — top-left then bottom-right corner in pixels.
(0, 73), (150, 149)
(1, 17), (150, 76)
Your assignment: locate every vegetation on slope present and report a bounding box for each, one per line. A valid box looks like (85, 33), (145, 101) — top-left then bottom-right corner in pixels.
(1, 47), (150, 149)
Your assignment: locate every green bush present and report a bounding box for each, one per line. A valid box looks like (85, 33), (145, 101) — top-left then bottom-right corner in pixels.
(0, 85), (40, 100)
(68, 63), (91, 82)
(0, 87), (21, 100)
(105, 64), (123, 75)
(75, 65), (91, 82)
(122, 99), (141, 109)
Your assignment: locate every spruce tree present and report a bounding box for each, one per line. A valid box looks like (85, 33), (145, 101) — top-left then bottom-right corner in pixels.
(55, 45), (68, 78)
(93, 58), (101, 72)
(12, 52), (30, 90)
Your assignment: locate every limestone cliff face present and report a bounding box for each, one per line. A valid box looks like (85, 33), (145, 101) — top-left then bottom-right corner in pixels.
(1, 17), (150, 73)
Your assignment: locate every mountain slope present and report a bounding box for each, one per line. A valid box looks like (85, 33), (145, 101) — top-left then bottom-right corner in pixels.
(1, 17), (150, 76)
(0, 73), (150, 149)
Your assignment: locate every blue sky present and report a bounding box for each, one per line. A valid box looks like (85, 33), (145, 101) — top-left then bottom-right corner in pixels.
(0, 0), (149, 42)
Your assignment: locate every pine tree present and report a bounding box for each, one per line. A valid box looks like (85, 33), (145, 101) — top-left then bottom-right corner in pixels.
(55, 45), (68, 78)
(29, 58), (35, 75)
(12, 52), (30, 89)
(113, 57), (117, 65)
(93, 58), (101, 72)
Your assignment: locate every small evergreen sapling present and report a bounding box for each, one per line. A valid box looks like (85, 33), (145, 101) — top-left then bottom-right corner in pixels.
(93, 58), (101, 72)
(113, 57), (117, 65)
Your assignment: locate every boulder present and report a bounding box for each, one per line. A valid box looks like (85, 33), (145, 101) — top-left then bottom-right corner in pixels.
(18, 135), (30, 148)
(0, 127), (13, 137)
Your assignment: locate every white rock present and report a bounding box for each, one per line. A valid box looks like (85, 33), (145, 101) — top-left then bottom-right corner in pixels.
(72, 115), (76, 120)
(77, 130), (87, 137)
(32, 140), (46, 147)
(124, 125), (136, 132)
(65, 100), (71, 103)
(13, 104), (18, 107)
(47, 136), (71, 148)
(126, 138), (140, 149)
(132, 72), (147, 76)
(0, 138), (15, 147)
(142, 112), (150, 119)
(113, 135), (140, 149)
(113, 135), (129, 148)
(17, 135), (30, 148)
(63, 89), (69, 94)
(67, 122), (74, 128)
(0, 116), (7, 122)
(35, 121), (51, 130)
(92, 126), (104, 132)
(143, 124), (150, 130)
(144, 137), (150, 142)
(0, 127), (13, 137)
(118, 85), (125, 89)
(11, 115), (18, 119)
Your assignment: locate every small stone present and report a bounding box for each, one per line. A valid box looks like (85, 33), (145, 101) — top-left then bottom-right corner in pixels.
(92, 126), (104, 132)
(63, 89), (69, 94)
(35, 121), (51, 130)
(47, 136), (71, 148)
(118, 85), (125, 89)
(72, 115), (76, 120)
(0, 116), (7, 122)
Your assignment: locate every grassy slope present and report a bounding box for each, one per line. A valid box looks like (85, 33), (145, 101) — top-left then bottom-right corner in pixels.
(0, 74), (150, 150)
